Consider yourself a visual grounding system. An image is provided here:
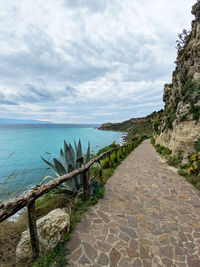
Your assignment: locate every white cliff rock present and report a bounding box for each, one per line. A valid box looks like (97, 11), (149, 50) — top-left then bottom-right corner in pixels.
(16, 208), (70, 259)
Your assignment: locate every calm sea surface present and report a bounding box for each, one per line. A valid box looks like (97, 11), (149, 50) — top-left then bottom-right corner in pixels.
(0, 124), (125, 201)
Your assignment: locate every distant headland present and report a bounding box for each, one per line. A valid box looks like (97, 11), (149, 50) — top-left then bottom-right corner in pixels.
(0, 118), (54, 124)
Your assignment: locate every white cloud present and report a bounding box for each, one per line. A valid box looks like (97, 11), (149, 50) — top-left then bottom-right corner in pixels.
(0, 0), (195, 123)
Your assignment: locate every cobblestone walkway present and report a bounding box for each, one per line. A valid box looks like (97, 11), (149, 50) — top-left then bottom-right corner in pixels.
(66, 140), (200, 266)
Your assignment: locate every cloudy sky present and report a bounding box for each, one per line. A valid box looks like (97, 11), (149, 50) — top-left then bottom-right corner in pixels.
(0, 0), (195, 123)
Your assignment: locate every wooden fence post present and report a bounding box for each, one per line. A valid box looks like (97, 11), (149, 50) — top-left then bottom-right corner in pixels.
(115, 149), (118, 162)
(121, 146), (123, 154)
(83, 170), (89, 200)
(27, 201), (40, 261)
(98, 160), (103, 183)
(108, 152), (112, 167)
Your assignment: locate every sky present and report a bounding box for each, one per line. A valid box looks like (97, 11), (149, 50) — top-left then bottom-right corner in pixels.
(0, 0), (195, 124)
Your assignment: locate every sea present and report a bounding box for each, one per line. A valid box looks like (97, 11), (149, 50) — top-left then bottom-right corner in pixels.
(0, 124), (125, 202)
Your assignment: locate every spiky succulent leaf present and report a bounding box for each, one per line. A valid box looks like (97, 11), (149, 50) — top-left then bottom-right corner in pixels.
(41, 139), (92, 195)
(69, 143), (76, 162)
(86, 141), (90, 163)
(67, 163), (77, 190)
(64, 141), (76, 170)
(76, 139), (82, 160)
(60, 148), (68, 170)
(74, 140), (77, 153)
(64, 141), (76, 169)
(40, 175), (54, 185)
(73, 174), (81, 190)
(53, 158), (67, 176)
(41, 156), (57, 173)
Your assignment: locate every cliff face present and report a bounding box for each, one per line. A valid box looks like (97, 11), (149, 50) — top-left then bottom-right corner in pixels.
(153, 1), (200, 159)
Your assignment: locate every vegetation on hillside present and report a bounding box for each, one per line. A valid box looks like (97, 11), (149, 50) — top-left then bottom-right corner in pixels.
(153, 77), (200, 135)
(99, 112), (160, 142)
(152, 137), (200, 191)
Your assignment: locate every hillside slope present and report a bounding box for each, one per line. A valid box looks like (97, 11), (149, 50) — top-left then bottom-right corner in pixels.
(99, 113), (157, 141)
(153, 1), (200, 159)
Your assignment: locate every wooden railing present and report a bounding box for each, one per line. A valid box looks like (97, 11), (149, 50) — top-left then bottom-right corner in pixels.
(0, 142), (134, 261)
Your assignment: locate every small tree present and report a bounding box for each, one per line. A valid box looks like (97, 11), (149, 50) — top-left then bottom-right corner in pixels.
(176, 29), (191, 52)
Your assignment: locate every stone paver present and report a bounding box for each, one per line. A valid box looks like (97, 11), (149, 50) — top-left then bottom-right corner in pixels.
(66, 140), (200, 266)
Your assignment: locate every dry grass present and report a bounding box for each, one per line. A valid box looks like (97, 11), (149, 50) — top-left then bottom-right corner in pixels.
(0, 192), (73, 266)
(0, 211), (28, 267)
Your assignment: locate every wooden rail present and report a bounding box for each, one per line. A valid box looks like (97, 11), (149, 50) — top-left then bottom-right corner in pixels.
(0, 142), (134, 260)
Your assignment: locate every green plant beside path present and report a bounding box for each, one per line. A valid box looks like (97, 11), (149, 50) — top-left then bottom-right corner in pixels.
(33, 141), (141, 267)
(152, 137), (200, 192)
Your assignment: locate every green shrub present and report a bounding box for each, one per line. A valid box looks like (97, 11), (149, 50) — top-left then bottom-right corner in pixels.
(101, 158), (110, 169)
(96, 142), (119, 156)
(151, 137), (155, 146)
(189, 104), (200, 121)
(165, 113), (176, 129)
(181, 78), (200, 107)
(180, 113), (188, 122)
(194, 139), (200, 153)
(155, 145), (172, 157)
(167, 154), (183, 167)
(153, 120), (161, 134)
(178, 169), (187, 176)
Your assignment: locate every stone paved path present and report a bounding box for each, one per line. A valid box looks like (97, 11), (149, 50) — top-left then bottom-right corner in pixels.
(66, 140), (200, 266)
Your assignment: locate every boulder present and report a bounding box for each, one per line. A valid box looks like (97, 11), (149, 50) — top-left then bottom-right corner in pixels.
(16, 208), (70, 259)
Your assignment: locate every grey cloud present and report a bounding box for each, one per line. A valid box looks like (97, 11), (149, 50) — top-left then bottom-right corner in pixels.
(65, 86), (77, 96)
(0, 99), (18, 105)
(63, 0), (108, 13)
(0, 0), (193, 123)
(16, 84), (55, 104)
(0, 92), (18, 105)
(0, 27), (109, 85)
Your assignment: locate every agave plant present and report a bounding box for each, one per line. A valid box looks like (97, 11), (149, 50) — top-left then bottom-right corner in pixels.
(41, 140), (101, 197)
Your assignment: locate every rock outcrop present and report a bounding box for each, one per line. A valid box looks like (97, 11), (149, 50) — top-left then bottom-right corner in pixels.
(153, 1), (200, 158)
(16, 208), (70, 260)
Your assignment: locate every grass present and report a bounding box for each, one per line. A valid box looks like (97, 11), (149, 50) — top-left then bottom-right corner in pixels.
(178, 167), (200, 191)
(0, 212), (28, 267)
(35, 191), (72, 219)
(194, 139), (200, 153)
(152, 138), (200, 193)
(155, 144), (172, 157)
(153, 141), (183, 167)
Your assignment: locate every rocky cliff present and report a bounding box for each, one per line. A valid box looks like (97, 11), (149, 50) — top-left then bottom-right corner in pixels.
(153, 0), (200, 160)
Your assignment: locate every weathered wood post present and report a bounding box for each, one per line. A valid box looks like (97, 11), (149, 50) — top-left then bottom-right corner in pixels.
(98, 160), (103, 183)
(121, 146), (123, 154)
(27, 201), (40, 261)
(108, 152), (112, 167)
(115, 149), (118, 162)
(83, 170), (89, 200)
(132, 143), (134, 149)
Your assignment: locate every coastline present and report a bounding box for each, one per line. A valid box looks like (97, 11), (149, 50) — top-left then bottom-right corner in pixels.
(98, 127), (128, 143)
(0, 125), (125, 204)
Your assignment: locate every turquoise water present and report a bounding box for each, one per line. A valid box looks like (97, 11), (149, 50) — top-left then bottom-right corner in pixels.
(0, 124), (125, 201)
